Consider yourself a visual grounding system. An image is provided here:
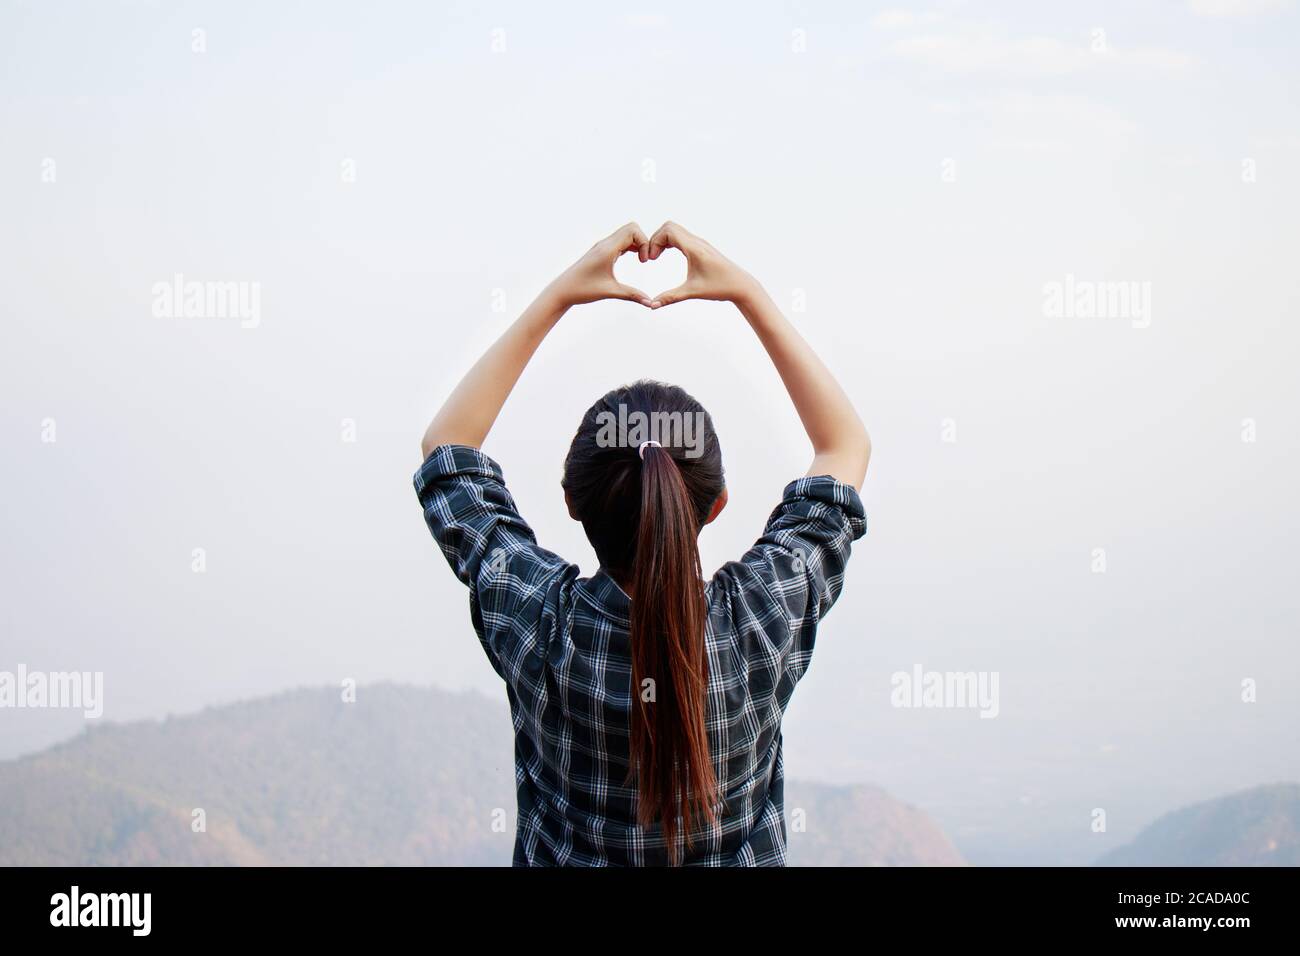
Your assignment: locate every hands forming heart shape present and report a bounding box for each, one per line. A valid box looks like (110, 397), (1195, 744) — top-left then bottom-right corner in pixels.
(549, 221), (757, 311)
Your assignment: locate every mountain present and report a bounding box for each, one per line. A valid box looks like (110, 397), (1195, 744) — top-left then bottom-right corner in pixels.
(0, 683), (964, 867)
(784, 780), (965, 866)
(1096, 783), (1300, 866)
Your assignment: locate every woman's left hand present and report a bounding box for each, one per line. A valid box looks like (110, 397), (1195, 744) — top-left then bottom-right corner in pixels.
(545, 223), (653, 309)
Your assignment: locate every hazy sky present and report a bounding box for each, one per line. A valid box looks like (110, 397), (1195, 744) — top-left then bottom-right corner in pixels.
(2, 0), (1298, 863)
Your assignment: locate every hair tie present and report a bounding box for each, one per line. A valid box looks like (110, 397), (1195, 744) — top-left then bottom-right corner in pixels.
(638, 440), (661, 460)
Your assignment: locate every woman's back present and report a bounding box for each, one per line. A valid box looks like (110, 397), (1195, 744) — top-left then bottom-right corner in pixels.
(415, 444), (865, 865)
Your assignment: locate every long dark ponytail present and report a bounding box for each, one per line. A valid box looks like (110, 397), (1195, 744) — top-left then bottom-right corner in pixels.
(562, 381), (724, 860)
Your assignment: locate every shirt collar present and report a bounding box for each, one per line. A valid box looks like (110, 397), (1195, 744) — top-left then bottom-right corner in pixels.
(580, 568), (631, 625)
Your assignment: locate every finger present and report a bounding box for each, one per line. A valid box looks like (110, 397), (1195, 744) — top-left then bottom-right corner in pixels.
(648, 283), (694, 309)
(630, 225), (650, 262)
(647, 221), (683, 260)
(610, 282), (653, 307)
(614, 222), (650, 262)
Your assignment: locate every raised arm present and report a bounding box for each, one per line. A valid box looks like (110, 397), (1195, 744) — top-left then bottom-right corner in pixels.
(646, 222), (871, 489)
(420, 223), (653, 458)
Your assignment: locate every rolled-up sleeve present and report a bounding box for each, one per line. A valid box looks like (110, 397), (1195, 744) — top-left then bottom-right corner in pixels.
(414, 444), (569, 677)
(713, 475), (867, 682)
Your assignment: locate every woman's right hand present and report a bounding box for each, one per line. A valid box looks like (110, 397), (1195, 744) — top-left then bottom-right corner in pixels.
(645, 221), (760, 309)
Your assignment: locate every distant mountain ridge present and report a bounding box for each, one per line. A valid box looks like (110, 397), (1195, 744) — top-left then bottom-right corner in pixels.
(0, 683), (964, 867)
(1096, 783), (1300, 867)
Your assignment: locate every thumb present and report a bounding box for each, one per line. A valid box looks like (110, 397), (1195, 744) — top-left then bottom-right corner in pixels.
(649, 284), (694, 309)
(610, 282), (653, 307)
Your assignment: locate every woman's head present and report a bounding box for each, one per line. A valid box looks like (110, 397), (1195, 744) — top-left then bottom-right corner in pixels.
(562, 380), (725, 859)
(562, 382), (725, 570)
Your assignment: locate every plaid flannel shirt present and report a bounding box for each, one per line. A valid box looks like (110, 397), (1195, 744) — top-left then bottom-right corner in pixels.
(414, 444), (866, 866)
